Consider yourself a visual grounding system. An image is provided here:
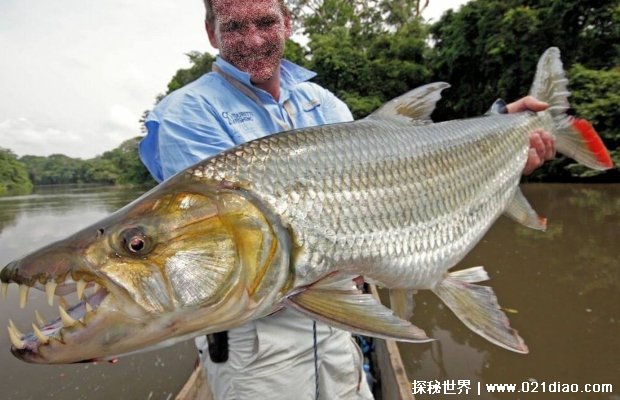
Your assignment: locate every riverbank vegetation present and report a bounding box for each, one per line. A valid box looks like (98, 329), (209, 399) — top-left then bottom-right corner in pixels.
(1, 0), (617, 196)
(16, 137), (155, 188)
(0, 148), (33, 196)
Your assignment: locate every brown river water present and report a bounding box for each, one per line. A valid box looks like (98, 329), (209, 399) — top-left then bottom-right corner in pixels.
(0, 184), (618, 399)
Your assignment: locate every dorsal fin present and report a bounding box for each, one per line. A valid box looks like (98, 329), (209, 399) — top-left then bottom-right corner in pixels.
(368, 82), (450, 121)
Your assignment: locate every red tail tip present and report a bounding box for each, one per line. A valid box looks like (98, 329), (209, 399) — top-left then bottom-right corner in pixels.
(570, 118), (613, 169)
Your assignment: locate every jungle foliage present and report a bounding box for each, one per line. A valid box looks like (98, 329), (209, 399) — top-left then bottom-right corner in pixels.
(427, 0), (619, 181)
(0, 148), (32, 196)
(2, 0), (618, 195)
(18, 137), (155, 188)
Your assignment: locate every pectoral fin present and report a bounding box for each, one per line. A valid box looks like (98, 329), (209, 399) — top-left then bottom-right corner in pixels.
(284, 288), (431, 343)
(432, 267), (528, 353)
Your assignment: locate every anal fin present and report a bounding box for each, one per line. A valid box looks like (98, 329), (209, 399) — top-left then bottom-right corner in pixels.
(389, 289), (416, 321)
(284, 288), (431, 343)
(432, 267), (528, 354)
(504, 188), (547, 231)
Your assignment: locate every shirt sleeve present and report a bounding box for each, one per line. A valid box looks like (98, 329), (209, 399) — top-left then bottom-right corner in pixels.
(317, 86), (354, 124)
(139, 94), (235, 182)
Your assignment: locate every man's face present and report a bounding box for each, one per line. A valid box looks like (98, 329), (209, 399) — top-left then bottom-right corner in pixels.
(208, 0), (291, 84)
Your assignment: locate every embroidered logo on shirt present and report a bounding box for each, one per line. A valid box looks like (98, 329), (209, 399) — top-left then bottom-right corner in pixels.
(222, 111), (254, 125)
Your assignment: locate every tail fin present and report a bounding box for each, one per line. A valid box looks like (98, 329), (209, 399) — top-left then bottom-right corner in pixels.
(530, 47), (613, 170)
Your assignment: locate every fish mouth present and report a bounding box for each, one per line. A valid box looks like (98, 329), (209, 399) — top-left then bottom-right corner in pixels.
(1, 262), (114, 362)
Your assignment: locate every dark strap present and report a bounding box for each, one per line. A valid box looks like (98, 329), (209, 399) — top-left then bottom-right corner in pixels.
(313, 321), (319, 400)
(207, 331), (229, 363)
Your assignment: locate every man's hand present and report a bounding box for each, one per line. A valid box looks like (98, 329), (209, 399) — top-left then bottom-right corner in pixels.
(506, 96), (556, 175)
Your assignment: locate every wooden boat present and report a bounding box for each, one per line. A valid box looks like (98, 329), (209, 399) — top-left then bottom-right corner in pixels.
(176, 286), (414, 400)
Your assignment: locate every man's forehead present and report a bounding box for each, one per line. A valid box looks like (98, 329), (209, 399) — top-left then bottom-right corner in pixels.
(212, 0), (282, 20)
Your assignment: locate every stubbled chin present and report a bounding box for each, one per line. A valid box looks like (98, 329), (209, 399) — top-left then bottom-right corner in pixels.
(244, 62), (276, 83)
(237, 57), (277, 84)
(250, 71), (275, 84)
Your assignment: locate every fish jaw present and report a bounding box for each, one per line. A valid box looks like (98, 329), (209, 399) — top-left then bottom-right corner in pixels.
(8, 271), (267, 364)
(1, 177), (292, 363)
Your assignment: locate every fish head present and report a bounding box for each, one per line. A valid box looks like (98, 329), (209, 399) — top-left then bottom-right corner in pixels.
(1, 178), (291, 363)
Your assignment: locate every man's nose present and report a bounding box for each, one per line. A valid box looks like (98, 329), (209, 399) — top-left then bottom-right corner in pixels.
(245, 24), (266, 47)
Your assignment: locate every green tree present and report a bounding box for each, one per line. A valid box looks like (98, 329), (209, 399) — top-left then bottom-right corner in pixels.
(291, 0), (433, 117)
(21, 154), (84, 185)
(20, 154), (85, 185)
(166, 51), (217, 94)
(19, 155), (47, 185)
(428, 0), (619, 181)
(19, 138), (155, 186)
(429, 0), (620, 119)
(80, 158), (120, 185)
(288, 0), (430, 35)
(0, 148), (33, 196)
(100, 137), (156, 185)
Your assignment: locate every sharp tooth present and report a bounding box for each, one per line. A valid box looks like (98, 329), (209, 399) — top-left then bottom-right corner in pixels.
(8, 319), (23, 337)
(59, 297), (68, 308)
(19, 285), (29, 309)
(32, 323), (49, 344)
(34, 310), (46, 327)
(93, 282), (101, 292)
(59, 305), (77, 327)
(8, 325), (25, 349)
(76, 280), (87, 300)
(85, 302), (93, 313)
(1, 282), (8, 299)
(46, 281), (57, 306)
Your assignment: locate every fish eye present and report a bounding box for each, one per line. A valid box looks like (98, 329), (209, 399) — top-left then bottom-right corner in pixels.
(128, 237), (145, 252)
(120, 227), (151, 255)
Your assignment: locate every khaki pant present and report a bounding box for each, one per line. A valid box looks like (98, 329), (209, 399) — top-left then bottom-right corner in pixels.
(196, 308), (374, 400)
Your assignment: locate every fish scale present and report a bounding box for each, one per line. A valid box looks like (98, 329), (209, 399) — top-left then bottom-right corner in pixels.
(191, 112), (541, 289)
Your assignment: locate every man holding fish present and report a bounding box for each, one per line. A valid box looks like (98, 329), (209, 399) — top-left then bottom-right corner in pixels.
(139, 0), (555, 398)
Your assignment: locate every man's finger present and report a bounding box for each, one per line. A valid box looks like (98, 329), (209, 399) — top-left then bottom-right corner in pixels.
(540, 131), (556, 160)
(523, 148), (542, 175)
(529, 131), (546, 160)
(507, 96), (549, 113)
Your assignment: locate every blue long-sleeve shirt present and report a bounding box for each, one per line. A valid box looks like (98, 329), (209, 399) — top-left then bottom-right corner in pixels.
(139, 57), (353, 182)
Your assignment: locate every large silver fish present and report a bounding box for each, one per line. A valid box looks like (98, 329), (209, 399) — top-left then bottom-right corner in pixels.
(1, 48), (612, 363)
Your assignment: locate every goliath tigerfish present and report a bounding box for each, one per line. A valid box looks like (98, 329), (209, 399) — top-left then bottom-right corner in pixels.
(1, 47), (612, 363)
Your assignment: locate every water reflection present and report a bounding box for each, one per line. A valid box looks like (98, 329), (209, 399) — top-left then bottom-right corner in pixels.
(400, 184), (620, 399)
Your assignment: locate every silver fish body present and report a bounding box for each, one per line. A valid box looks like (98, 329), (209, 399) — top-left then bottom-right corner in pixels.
(189, 112), (549, 289)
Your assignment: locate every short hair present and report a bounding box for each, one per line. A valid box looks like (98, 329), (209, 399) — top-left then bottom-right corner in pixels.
(203, 0), (291, 26)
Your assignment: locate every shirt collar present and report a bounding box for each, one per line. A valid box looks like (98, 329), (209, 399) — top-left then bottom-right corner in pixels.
(213, 56), (316, 90)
